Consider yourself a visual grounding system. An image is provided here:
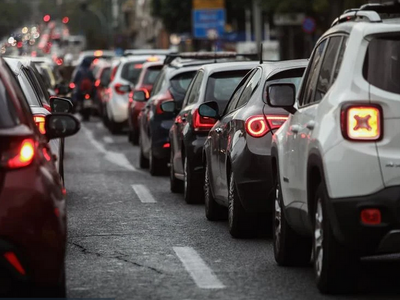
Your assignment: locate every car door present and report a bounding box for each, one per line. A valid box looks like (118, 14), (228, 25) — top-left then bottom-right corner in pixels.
(216, 69), (261, 202)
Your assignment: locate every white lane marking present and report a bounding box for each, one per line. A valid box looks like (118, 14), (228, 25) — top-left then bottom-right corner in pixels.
(131, 184), (157, 203)
(103, 136), (114, 144)
(173, 247), (225, 289)
(82, 125), (138, 172)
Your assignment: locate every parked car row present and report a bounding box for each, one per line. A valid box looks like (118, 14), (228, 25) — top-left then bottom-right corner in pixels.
(0, 54), (80, 297)
(110, 2), (400, 295)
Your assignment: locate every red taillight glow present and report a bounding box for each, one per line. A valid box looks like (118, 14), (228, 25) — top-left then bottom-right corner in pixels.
(7, 139), (35, 169)
(43, 103), (51, 112)
(341, 105), (381, 141)
(85, 94), (90, 100)
(134, 64), (143, 69)
(245, 115), (288, 138)
(140, 88), (150, 99)
(114, 83), (128, 95)
(69, 82), (75, 89)
(4, 252), (26, 275)
(155, 90), (174, 114)
(193, 109), (217, 131)
(33, 115), (46, 134)
(266, 115), (288, 130)
(95, 79), (100, 87)
(361, 209), (381, 225)
(163, 143), (170, 148)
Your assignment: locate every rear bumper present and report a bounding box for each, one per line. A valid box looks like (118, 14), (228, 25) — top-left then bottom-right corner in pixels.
(328, 185), (400, 256)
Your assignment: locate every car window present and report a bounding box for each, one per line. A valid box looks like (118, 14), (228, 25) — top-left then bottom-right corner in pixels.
(224, 70), (254, 115)
(17, 72), (41, 106)
(121, 61), (146, 84)
(100, 67), (111, 85)
(300, 39), (327, 106)
(332, 37), (348, 83)
(205, 70), (249, 112)
(143, 66), (162, 85)
(314, 36), (342, 102)
(186, 71), (204, 106)
(151, 69), (166, 96)
(182, 72), (199, 107)
(235, 68), (261, 109)
(169, 71), (197, 103)
(363, 34), (400, 95)
(0, 77), (20, 129)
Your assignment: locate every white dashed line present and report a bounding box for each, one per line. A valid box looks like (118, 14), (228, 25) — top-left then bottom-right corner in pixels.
(103, 136), (114, 144)
(173, 247), (225, 289)
(131, 184), (157, 203)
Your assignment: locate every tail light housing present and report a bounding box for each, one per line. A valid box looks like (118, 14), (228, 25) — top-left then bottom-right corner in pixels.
(85, 94), (91, 100)
(43, 103), (51, 112)
(245, 115), (288, 138)
(155, 90), (174, 114)
(114, 83), (130, 95)
(341, 105), (382, 141)
(1, 138), (36, 169)
(95, 79), (100, 87)
(193, 108), (217, 131)
(33, 115), (46, 134)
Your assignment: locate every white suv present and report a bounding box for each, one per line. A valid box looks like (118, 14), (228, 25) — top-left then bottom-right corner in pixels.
(268, 3), (400, 294)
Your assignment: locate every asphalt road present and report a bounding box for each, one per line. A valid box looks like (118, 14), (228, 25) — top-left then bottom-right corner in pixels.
(64, 117), (400, 300)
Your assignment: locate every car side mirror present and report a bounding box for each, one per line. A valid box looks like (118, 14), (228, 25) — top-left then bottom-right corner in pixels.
(133, 90), (149, 102)
(45, 114), (80, 140)
(266, 83), (296, 114)
(160, 100), (176, 113)
(198, 101), (220, 120)
(49, 97), (73, 113)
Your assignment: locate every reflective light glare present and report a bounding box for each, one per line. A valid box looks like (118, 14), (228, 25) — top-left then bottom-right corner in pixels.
(134, 64), (143, 69)
(94, 50), (103, 57)
(21, 27), (28, 34)
(95, 79), (101, 87)
(8, 37), (15, 44)
(163, 143), (171, 148)
(33, 115), (46, 134)
(62, 17), (69, 24)
(42, 148), (51, 161)
(69, 82), (75, 89)
(43, 14), (51, 22)
(246, 116), (268, 137)
(85, 94), (91, 99)
(361, 209), (381, 225)
(7, 139), (35, 169)
(347, 107), (380, 140)
(4, 252), (26, 275)
(147, 56), (159, 62)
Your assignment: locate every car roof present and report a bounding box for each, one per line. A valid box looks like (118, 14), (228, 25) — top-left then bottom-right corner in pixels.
(200, 61), (260, 75)
(123, 49), (173, 56)
(261, 59), (309, 75)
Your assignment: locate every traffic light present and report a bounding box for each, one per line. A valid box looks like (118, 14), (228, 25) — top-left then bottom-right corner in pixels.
(43, 15), (51, 22)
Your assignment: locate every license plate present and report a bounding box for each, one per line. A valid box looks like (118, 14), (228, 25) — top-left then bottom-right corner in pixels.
(83, 99), (93, 108)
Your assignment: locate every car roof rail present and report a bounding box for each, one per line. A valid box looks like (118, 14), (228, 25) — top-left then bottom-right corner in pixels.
(163, 52), (258, 65)
(332, 1), (400, 27)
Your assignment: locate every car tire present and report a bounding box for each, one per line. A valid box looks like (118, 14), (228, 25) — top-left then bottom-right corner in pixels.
(204, 163), (227, 221)
(228, 170), (256, 238)
(132, 128), (139, 145)
(314, 184), (358, 294)
(128, 130), (134, 143)
(183, 155), (204, 204)
(149, 145), (164, 176)
(273, 170), (312, 266)
(170, 150), (183, 193)
(109, 120), (121, 134)
(139, 135), (149, 169)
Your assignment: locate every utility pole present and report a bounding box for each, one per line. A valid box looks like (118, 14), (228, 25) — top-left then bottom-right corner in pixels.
(252, 0), (262, 50)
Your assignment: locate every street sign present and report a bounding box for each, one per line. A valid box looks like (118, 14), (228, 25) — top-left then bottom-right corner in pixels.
(192, 9), (226, 39)
(193, 0), (225, 9)
(303, 17), (316, 34)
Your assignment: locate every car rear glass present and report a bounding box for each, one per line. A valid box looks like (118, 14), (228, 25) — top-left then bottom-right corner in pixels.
(169, 71), (197, 102)
(266, 67), (305, 91)
(121, 61), (146, 84)
(0, 79), (19, 129)
(205, 70), (250, 110)
(17, 73), (41, 106)
(143, 66), (162, 85)
(363, 34), (400, 95)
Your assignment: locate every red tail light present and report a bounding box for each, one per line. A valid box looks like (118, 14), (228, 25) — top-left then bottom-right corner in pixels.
(69, 82), (75, 89)
(2, 139), (36, 169)
(33, 115), (46, 134)
(155, 90), (174, 114)
(4, 252), (26, 275)
(43, 103), (51, 112)
(85, 94), (91, 100)
(95, 79), (100, 87)
(341, 105), (382, 141)
(193, 108), (217, 131)
(129, 91), (133, 103)
(114, 83), (130, 95)
(140, 88), (150, 99)
(245, 115), (288, 138)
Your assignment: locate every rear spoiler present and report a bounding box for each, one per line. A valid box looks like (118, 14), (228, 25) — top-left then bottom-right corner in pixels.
(164, 52), (259, 65)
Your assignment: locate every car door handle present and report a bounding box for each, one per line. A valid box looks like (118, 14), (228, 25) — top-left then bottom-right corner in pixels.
(290, 125), (300, 133)
(306, 120), (315, 130)
(215, 128), (223, 134)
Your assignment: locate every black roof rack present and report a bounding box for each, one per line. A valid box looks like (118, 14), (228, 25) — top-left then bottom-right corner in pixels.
(164, 52), (258, 65)
(331, 1), (400, 27)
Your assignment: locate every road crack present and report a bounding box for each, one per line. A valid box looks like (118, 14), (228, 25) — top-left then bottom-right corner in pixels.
(68, 242), (163, 274)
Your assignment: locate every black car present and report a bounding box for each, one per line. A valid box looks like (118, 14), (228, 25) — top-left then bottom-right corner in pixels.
(200, 60), (307, 238)
(162, 61), (258, 204)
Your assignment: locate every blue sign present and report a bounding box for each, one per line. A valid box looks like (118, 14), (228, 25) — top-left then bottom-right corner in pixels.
(303, 17), (316, 34)
(192, 9), (226, 39)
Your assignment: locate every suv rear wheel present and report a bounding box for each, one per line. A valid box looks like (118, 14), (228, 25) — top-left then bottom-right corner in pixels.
(314, 184), (358, 294)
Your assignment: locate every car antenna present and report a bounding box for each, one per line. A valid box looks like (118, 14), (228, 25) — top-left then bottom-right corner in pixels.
(259, 43), (263, 64)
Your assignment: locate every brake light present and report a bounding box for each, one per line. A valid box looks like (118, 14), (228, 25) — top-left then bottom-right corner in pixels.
(134, 64), (143, 69)
(95, 79), (100, 87)
(129, 91), (133, 103)
(245, 115), (287, 138)
(33, 115), (46, 134)
(69, 82), (75, 89)
(94, 50), (103, 57)
(266, 115), (288, 130)
(155, 90), (173, 114)
(3, 139), (36, 169)
(4, 252), (26, 275)
(114, 83), (129, 95)
(140, 88), (150, 99)
(341, 105), (382, 141)
(193, 108), (217, 131)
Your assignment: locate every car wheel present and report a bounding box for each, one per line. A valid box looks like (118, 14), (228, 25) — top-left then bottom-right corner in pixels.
(109, 120), (121, 134)
(204, 162), (227, 221)
(170, 150), (183, 193)
(228, 170), (256, 238)
(273, 170), (312, 266)
(132, 128), (139, 145)
(149, 145), (164, 176)
(139, 135), (149, 169)
(183, 155), (203, 204)
(128, 130), (134, 143)
(314, 184), (358, 294)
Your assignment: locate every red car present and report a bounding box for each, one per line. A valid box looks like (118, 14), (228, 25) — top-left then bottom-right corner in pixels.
(0, 57), (80, 297)
(127, 61), (163, 145)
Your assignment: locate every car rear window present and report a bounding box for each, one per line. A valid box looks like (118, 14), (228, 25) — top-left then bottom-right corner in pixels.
(121, 61), (146, 84)
(0, 79), (19, 129)
(143, 66), (162, 85)
(17, 73), (41, 106)
(205, 70), (250, 110)
(363, 34), (400, 94)
(170, 71), (197, 102)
